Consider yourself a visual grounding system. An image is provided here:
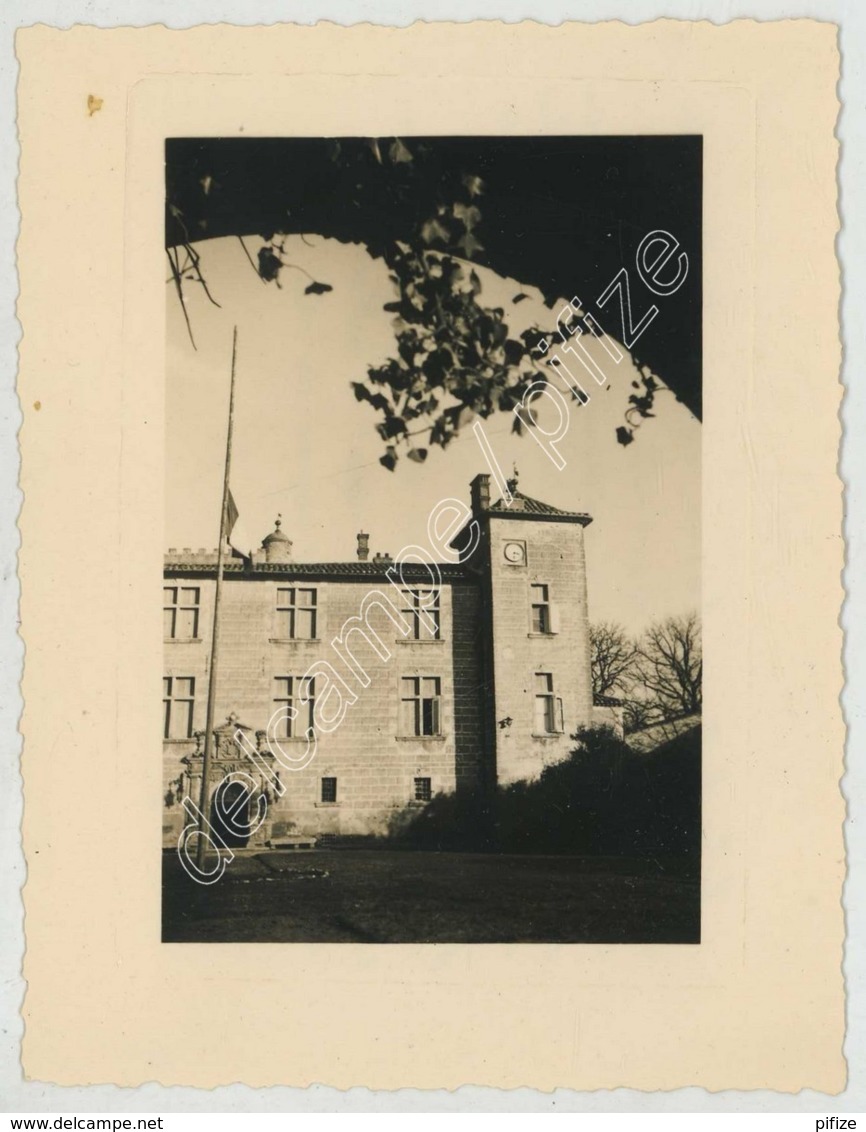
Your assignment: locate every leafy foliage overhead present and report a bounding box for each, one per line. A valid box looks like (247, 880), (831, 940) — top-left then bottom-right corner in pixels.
(166, 136), (701, 464)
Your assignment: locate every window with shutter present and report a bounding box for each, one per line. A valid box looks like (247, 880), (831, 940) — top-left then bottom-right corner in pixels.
(533, 672), (557, 734)
(530, 584), (552, 634)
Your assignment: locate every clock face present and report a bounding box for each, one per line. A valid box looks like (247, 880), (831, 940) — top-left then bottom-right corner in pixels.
(504, 542), (525, 564)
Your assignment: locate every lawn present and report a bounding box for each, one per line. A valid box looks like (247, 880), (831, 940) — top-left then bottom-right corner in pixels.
(162, 849), (700, 944)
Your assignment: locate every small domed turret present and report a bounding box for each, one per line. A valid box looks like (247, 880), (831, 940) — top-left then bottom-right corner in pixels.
(261, 515), (292, 564)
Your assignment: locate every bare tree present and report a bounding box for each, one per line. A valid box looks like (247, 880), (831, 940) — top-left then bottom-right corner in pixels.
(621, 695), (655, 735)
(590, 621), (638, 700)
(636, 612), (702, 720)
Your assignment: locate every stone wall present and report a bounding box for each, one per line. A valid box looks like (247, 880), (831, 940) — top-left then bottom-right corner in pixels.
(485, 516), (593, 784)
(162, 487), (596, 845)
(163, 572), (484, 842)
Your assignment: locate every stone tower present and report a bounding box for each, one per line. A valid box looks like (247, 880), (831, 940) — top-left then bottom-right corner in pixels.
(467, 471), (593, 786)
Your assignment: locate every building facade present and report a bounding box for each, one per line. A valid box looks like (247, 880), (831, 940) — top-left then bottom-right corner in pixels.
(162, 473), (598, 847)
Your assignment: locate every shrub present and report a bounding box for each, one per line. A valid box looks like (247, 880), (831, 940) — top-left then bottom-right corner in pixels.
(387, 725), (700, 869)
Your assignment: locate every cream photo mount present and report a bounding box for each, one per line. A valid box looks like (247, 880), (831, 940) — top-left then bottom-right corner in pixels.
(17, 21), (843, 1091)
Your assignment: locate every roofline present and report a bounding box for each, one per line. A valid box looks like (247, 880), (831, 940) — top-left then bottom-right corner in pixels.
(484, 510), (593, 527)
(164, 560), (475, 582)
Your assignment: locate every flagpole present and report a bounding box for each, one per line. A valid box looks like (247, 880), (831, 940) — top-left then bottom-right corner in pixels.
(196, 325), (239, 872)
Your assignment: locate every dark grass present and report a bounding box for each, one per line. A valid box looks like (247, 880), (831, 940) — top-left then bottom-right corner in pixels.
(163, 729), (701, 944)
(162, 849), (700, 944)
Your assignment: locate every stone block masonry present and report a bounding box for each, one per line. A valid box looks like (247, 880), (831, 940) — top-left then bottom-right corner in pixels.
(163, 474), (593, 842)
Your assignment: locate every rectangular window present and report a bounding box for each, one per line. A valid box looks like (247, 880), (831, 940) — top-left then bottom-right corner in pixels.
(272, 675), (316, 739)
(163, 586), (200, 639)
(321, 777), (337, 804)
(276, 587), (318, 640)
(414, 776), (432, 802)
(401, 589), (441, 640)
(400, 676), (442, 736)
(533, 672), (558, 734)
(530, 583), (551, 634)
(163, 675), (195, 739)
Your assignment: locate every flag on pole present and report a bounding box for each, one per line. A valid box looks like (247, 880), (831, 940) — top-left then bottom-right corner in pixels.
(225, 488), (253, 561)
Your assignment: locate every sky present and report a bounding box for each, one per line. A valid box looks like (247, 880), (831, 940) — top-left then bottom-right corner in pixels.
(166, 234), (700, 637)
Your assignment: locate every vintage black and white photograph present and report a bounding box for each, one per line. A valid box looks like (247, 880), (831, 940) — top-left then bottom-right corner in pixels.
(161, 135), (702, 944)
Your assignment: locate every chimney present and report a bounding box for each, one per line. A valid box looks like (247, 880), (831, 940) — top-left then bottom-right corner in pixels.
(356, 531), (370, 561)
(470, 473), (491, 516)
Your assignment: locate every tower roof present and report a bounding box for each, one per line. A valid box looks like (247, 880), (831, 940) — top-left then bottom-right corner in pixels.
(488, 488), (593, 525)
(261, 516), (290, 546)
